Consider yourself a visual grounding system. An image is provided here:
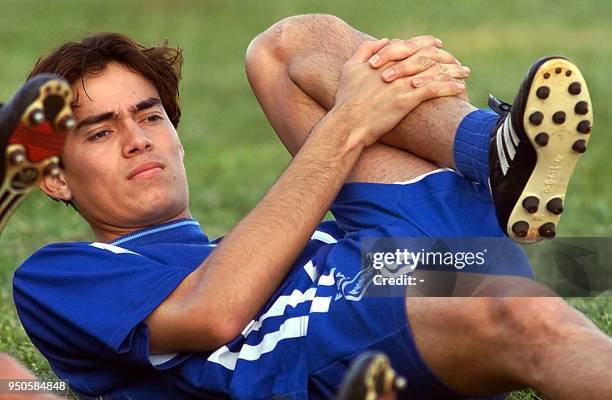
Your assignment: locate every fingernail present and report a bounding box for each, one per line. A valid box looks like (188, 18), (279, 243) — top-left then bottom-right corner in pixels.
(382, 69), (395, 80)
(436, 39), (443, 47)
(412, 78), (424, 87)
(369, 54), (380, 65)
(464, 66), (471, 73)
(455, 82), (465, 89)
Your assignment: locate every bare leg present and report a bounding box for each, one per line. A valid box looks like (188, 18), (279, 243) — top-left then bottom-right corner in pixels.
(246, 14), (612, 399)
(247, 14), (477, 168)
(408, 294), (612, 399)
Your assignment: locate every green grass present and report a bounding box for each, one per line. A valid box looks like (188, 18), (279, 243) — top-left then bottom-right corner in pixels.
(1, 1), (611, 399)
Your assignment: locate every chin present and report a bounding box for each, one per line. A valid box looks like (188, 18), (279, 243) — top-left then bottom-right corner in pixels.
(133, 197), (188, 224)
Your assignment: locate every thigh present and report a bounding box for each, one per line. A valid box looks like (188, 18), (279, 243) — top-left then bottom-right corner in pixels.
(246, 27), (440, 184)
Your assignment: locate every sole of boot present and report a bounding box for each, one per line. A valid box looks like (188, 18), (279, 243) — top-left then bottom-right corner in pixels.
(507, 58), (593, 244)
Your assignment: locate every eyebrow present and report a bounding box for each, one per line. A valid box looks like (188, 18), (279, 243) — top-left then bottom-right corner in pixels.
(74, 97), (163, 132)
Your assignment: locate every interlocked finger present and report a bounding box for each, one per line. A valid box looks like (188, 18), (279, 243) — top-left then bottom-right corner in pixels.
(381, 50), (469, 82)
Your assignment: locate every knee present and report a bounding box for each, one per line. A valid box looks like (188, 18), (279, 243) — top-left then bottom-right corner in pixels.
(245, 14), (346, 71)
(489, 297), (584, 340)
(485, 297), (590, 377)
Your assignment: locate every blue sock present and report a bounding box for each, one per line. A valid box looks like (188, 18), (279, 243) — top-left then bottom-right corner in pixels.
(453, 109), (499, 186)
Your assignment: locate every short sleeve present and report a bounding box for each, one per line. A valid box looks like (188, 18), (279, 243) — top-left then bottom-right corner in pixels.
(12, 242), (198, 368)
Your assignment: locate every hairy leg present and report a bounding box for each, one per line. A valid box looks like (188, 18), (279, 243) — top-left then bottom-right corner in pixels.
(407, 292), (612, 399)
(247, 14), (477, 168)
(246, 16), (437, 183)
(246, 15), (612, 399)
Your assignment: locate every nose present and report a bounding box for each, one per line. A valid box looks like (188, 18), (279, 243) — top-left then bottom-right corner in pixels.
(122, 120), (153, 157)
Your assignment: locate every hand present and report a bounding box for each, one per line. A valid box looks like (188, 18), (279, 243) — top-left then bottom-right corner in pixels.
(367, 36), (470, 100)
(334, 39), (465, 148)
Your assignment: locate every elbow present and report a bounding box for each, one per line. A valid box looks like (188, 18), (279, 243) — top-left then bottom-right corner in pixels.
(203, 317), (244, 348)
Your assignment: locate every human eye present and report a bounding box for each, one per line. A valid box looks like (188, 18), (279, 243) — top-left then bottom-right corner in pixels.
(142, 114), (163, 123)
(87, 130), (112, 142)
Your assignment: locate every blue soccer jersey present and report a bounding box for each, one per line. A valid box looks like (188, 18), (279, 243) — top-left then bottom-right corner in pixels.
(13, 170), (533, 400)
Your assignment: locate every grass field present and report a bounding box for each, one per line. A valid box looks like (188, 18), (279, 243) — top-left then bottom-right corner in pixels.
(1, 1), (611, 399)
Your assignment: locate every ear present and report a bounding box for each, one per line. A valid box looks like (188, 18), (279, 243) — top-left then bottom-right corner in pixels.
(39, 170), (72, 201)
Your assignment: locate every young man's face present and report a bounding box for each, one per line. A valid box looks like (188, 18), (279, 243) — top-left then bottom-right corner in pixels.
(43, 62), (190, 235)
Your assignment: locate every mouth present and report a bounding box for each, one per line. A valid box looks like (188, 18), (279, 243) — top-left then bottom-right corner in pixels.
(127, 161), (165, 180)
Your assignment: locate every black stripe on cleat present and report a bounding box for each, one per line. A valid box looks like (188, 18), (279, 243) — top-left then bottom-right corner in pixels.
(522, 196), (539, 213)
(546, 198), (564, 215)
(539, 222), (556, 239)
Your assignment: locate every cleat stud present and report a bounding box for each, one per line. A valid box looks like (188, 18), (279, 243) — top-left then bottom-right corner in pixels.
(577, 120), (591, 134)
(522, 196), (540, 213)
(512, 221), (529, 238)
(8, 149), (27, 165)
(10, 168), (39, 190)
(395, 376), (407, 390)
(574, 101), (589, 115)
(529, 111), (544, 125)
(539, 222), (556, 239)
(555, 67), (562, 74)
(44, 163), (61, 178)
(536, 86), (550, 99)
(535, 132), (549, 146)
(546, 198), (564, 215)
(572, 139), (587, 153)
(543, 72), (550, 79)
(57, 115), (76, 131)
(552, 111), (566, 124)
(565, 70), (572, 77)
(568, 82), (582, 95)
(28, 109), (45, 125)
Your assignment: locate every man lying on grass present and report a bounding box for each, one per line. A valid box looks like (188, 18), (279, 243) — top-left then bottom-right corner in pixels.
(2, 13), (607, 400)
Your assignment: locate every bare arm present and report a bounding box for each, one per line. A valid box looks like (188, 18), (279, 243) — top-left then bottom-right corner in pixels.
(254, 14), (474, 168)
(145, 37), (464, 353)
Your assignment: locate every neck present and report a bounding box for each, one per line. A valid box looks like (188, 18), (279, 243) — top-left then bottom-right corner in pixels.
(90, 208), (192, 243)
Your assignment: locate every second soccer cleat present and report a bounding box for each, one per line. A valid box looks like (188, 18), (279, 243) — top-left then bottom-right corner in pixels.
(0, 74), (74, 235)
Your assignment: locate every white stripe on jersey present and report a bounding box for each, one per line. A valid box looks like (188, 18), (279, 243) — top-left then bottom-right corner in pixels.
(90, 242), (141, 255)
(303, 260), (318, 282)
(241, 287), (317, 336)
(310, 230), (338, 244)
(208, 316), (310, 370)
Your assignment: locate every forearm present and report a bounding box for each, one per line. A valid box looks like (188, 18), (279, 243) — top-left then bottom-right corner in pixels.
(193, 105), (363, 333)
